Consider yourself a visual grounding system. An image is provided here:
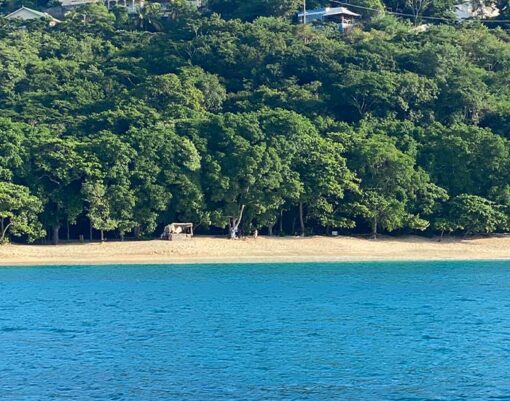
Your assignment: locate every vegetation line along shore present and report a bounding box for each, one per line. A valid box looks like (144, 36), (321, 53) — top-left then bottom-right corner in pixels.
(1, 0), (510, 245)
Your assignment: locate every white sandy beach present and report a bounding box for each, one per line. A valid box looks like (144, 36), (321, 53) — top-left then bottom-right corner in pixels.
(1, 235), (510, 265)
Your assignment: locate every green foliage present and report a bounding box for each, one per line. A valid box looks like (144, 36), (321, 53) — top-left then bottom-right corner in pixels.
(294, 132), (359, 231)
(62, 4), (116, 36)
(418, 124), (510, 197)
(1, 4), (510, 242)
(83, 179), (117, 237)
(349, 0), (385, 19)
(448, 194), (508, 234)
(347, 133), (444, 236)
(208, 0), (302, 20)
(0, 117), (27, 180)
(0, 181), (44, 243)
(179, 109), (304, 231)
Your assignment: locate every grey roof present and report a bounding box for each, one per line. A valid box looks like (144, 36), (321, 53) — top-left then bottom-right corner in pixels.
(6, 6), (61, 21)
(6, 6), (47, 18)
(298, 6), (360, 18)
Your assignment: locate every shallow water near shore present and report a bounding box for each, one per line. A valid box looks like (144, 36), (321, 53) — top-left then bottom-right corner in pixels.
(1, 261), (510, 400)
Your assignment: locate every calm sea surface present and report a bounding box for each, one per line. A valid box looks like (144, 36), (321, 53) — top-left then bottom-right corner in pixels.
(1, 261), (510, 400)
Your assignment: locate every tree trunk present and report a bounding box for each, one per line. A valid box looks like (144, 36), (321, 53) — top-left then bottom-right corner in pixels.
(229, 204), (245, 239)
(299, 202), (305, 237)
(268, 225), (273, 236)
(100, 230), (104, 242)
(229, 223), (237, 240)
(89, 220), (93, 241)
(1, 219), (13, 243)
(66, 219), (70, 241)
(52, 224), (61, 245)
(279, 210), (284, 236)
(371, 217), (378, 239)
(120, 231), (125, 242)
(134, 225), (141, 239)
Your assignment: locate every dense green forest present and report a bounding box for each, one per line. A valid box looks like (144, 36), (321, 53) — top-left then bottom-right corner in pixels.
(2, 0), (510, 243)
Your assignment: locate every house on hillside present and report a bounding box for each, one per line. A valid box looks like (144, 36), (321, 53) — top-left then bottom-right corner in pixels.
(45, 0), (99, 19)
(188, 0), (205, 7)
(103, 0), (204, 14)
(105, 0), (144, 14)
(60, 0), (98, 7)
(297, 6), (360, 31)
(6, 6), (61, 25)
(454, 1), (499, 20)
(45, 0), (142, 17)
(46, 0), (203, 19)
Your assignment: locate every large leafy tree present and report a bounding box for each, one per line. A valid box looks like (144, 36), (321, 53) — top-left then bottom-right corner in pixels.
(208, 0), (302, 20)
(182, 110), (303, 237)
(24, 132), (91, 244)
(293, 134), (359, 235)
(418, 124), (510, 197)
(83, 131), (137, 240)
(347, 134), (443, 237)
(448, 194), (508, 235)
(0, 182), (44, 243)
(124, 123), (203, 236)
(0, 118), (28, 181)
(82, 180), (117, 242)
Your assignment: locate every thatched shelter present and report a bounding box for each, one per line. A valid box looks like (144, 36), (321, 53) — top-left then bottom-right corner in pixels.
(161, 223), (193, 241)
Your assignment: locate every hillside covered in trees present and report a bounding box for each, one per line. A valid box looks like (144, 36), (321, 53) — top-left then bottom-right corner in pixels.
(2, 0), (510, 243)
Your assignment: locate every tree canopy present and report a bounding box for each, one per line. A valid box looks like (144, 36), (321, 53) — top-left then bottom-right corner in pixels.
(1, 3), (510, 242)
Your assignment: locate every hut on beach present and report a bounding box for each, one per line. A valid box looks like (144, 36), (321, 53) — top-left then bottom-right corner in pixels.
(161, 223), (193, 241)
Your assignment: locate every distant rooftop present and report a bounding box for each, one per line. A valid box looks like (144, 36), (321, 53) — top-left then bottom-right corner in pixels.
(60, 0), (98, 7)
(5, 6), (61, 23)
(6, 6), (48, 18)
(297, 6), (360, 18)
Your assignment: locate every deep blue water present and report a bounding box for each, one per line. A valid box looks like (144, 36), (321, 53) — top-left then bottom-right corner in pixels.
(1, 261), (510, 400)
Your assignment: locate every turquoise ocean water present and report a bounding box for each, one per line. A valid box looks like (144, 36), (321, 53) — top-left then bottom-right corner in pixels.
(1, 261), (510, 400)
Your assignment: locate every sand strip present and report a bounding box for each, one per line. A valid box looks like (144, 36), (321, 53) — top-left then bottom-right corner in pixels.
(1, 235), (510, 265)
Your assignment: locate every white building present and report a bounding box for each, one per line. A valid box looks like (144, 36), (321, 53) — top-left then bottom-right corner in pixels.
(454, 1), (499, 20)
(60, 0), (98, 7)
(105, 0), (143, 14)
